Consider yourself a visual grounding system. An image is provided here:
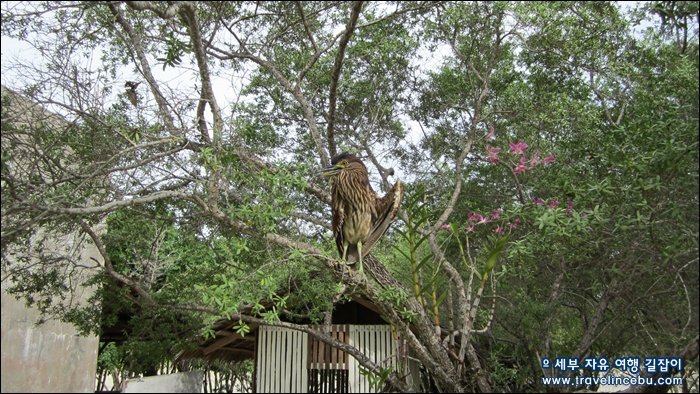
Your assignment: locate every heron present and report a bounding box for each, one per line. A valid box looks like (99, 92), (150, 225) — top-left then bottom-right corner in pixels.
(316, 152), (404, 277)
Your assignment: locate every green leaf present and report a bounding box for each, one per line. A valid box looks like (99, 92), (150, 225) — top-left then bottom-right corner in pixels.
(484, 235), (509, 277)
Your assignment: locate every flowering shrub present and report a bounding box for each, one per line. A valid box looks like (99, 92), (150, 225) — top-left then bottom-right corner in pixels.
(483, 129), (555, 174)
(439, 127), (604, 248)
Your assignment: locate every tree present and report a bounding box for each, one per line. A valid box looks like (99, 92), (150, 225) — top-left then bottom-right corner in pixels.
(2, 1), (697, 392)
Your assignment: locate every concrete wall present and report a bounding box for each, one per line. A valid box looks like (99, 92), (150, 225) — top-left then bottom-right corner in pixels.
(1, 228), (101, 392)
(1, 86), (100, 392)
(1, 292), (99, 393)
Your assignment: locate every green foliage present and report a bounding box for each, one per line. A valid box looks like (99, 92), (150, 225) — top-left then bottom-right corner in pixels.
(392, 185), (440, 307)
(483, 234), (508, 278)
(377, 286), (412, 306)
(359, 365), (395, 393)
(1, 1), (698, 392)
(157, 31), (191, 70)
(97, 342), (120, 372)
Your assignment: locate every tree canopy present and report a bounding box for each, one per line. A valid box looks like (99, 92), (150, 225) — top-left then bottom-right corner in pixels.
(1, 1), (698, 392)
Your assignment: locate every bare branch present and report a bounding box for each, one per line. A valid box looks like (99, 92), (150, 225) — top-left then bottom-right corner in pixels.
(78, 219), (156, 305)
(34, 191), (195, 215)
(326, 1), (363, 158)
(218, 37), (330, 167)
(180, 4), (222, 144)
(296, 2), (319, 53)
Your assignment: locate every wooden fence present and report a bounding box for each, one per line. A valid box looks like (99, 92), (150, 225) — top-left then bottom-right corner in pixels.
(255, 325), (405, 393)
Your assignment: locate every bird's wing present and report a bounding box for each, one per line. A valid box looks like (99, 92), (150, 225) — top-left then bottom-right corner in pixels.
(347, 179), (403, 263)
(332, 201), (345, 258)
(126, 90), (139, 106)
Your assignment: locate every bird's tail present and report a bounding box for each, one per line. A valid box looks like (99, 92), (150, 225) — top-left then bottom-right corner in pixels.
(344, 244), (361, 265)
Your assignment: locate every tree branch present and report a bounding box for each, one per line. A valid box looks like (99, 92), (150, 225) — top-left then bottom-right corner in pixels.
(220, 32), (330, 167)
(326, 1), (363, 158)
(109, 3), (177, 133)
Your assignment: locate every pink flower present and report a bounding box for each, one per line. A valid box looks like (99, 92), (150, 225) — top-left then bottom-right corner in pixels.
(509, 140), (528, 156)
(541, 154), (556, 165)
(549, 200), (560, 209)
(486, 125), (496, 141)
(491, 209), (502, 219)
(532, 198), (544, 205)
(565, 201), (573, 214)
(528, 150), (541, 166)
(513, 163), (529, 174)
(507, 218), (520, 229)
(468, 213), (483, 222)
(466, 224), (475, 233)
(478, 215), (490, 225)
(440, 224), (450, 230)
(515, 157), (535, 173)
(493, 227), (504, 235)
(486, 144), (501, 163)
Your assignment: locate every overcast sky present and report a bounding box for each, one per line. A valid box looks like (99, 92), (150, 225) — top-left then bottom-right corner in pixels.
(1, 2), (657, 186)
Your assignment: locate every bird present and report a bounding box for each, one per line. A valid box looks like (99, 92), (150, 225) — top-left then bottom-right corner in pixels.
(316, 152), (404, 277)
(125, 81), (141, 107)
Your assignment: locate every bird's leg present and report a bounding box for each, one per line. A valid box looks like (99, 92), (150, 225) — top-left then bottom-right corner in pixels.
(342, 241), (349, 261)
(357, 241), (364, 278)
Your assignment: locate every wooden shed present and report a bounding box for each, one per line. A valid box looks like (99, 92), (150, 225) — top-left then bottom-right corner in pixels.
(179, 296), (421, 393)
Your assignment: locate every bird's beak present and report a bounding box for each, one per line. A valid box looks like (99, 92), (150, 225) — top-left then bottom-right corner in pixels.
(315, 164), (341, 177)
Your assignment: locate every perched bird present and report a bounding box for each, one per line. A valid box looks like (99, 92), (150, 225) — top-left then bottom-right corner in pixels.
(316, 152), (404, 277)
(125, 81), (141, 107)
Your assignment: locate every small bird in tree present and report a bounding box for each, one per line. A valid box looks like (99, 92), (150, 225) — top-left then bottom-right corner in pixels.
(316, 152), (404, 277)
(124, 81), (141, 107)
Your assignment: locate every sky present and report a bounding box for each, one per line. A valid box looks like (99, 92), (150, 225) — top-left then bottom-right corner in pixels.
(1, 1), (659, 187)
(0, 2), (425, 185)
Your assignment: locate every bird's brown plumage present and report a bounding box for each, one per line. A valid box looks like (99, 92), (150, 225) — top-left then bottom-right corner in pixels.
(125, 81), (140, 107)
(317, 152), (404, 274)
